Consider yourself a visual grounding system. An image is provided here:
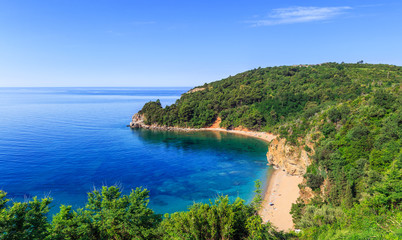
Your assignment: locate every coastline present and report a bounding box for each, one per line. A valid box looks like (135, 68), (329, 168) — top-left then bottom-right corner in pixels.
(197, 127), (277, 143)
(130, 120), (303, 231)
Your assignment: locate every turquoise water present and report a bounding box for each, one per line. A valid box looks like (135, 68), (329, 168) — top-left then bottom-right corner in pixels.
(0, 88), (269, 214)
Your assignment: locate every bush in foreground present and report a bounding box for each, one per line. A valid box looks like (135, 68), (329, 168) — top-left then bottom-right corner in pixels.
(0, 185), (286, 240)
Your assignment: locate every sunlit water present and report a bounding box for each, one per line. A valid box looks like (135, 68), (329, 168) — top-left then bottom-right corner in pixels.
(0, 87), (270, 214)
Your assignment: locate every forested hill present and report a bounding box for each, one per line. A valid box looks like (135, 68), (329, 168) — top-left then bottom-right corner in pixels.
(138, 62), (402, 238)
(139, 63), (400, 132)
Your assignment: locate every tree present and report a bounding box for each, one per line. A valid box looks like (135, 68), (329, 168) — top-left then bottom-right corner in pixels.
(0, 192), (52, 240)
(251, 180), (263, 211)
(49, 186), (162, 240)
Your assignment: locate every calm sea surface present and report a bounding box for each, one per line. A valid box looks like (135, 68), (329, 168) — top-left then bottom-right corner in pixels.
(0, 87), (269, 214)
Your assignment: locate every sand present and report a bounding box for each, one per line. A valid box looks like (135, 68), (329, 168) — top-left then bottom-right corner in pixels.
(259, 169), (303, 231)
(204, 117), (277, 143)
(203, 128), (277, 143)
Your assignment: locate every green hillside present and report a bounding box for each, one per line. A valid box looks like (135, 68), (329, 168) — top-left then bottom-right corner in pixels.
(139, 62), (402, 239)
(140, 63), (400, 137)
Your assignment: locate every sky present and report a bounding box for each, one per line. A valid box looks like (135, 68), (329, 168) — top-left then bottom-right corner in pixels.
(0, 0), (401, 87)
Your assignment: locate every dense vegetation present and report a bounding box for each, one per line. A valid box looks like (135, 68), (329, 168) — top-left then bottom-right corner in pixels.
(139, 63), (399, 132)
(290, 87), (401, 239)
(0, 184), (289, 239)
(139, 63), (402, 239)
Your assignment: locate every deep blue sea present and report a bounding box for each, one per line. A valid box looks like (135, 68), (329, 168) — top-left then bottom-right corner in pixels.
(0, 87), (270, 214)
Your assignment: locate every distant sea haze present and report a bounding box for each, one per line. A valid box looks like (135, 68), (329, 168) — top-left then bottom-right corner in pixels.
(0, 87), (269, 214)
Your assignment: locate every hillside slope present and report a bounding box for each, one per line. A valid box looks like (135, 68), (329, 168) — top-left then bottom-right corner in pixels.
(138, 62), (402, 239)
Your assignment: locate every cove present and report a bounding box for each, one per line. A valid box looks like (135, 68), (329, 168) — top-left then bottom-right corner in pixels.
(130, 129), (270, 213)
(0, 87), (269, 215)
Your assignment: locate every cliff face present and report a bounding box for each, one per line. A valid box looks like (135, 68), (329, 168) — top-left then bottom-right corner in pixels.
(130, 113), (173, 130)
(185, 87), (205, 94)
(130, 113), (147, 128)
(267, 138), (312, 176)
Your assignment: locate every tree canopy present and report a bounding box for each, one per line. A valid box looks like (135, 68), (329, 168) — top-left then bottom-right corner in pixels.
(0, 185), (287, 239)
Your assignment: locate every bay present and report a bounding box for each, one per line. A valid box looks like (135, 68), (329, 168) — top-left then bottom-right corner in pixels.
(0, 87), (269, 214)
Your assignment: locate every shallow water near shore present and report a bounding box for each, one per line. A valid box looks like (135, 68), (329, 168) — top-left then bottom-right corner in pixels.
(0, 87), (269, 214)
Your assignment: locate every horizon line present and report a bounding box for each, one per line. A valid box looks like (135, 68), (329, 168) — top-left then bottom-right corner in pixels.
(0, 86), (194, 88)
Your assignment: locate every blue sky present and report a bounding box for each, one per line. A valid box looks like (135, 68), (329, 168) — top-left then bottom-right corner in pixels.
(0, 0), (401, 87)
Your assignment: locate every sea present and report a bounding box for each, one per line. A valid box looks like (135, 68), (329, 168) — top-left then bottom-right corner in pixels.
(0, 87), (270, 215)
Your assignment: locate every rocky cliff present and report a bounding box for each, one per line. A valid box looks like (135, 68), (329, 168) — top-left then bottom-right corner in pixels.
(266, 137), (313, 176)
(130, 113), (194, 131)
(129, 113), (146, 128)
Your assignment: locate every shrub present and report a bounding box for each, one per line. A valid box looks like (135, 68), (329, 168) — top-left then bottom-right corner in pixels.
(306, 173), (324, 190)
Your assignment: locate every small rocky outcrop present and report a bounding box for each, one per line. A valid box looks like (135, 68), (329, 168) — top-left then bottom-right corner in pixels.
(130, 113), (147, 128)
(129, 113), (192, 131)
(185, 87), (205, 94)
(267, 138), (313, 176)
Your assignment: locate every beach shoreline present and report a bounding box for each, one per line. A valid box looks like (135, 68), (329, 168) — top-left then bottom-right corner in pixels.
(259, 168), (303, 231)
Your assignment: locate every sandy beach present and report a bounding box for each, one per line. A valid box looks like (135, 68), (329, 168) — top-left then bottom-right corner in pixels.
(203, 117), (278, 143)
(259, 169), (303, 231)
(203, 127), (277, 143)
